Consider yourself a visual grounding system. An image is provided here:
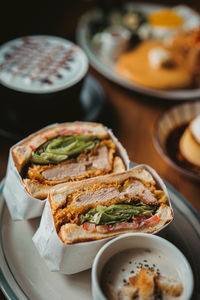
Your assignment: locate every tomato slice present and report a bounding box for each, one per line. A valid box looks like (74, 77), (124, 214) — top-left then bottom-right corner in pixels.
(139, 215), (160, 228)
(82, 222), (96, 232)
(29, 144), (37, 151)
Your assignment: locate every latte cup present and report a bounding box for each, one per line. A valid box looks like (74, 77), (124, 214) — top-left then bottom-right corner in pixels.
(0, 35), (88, 136)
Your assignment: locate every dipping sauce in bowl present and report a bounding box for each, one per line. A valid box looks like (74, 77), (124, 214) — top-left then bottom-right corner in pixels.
(92, 233), (193, 300)
(153, 101), (200, 181)
(166, 123), (200, 177)
(102, 248), (182, 299)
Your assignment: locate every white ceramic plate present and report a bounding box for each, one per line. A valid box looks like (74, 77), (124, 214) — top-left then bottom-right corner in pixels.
(76, 3), (200, 100)
(0, 176), (200, 299)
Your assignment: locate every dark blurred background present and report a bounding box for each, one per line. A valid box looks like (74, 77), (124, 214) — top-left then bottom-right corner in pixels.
(0, 0), (199, 45)
(0, 0), (199, 138)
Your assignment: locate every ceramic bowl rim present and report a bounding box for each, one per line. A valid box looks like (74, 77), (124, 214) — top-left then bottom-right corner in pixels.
(92, 233), (194, 300)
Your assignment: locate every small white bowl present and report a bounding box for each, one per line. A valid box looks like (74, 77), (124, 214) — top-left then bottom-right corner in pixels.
(92, 233), (193, 300)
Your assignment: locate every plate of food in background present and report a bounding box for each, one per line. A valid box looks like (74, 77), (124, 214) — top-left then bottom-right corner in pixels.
(77, 2), (200, 100)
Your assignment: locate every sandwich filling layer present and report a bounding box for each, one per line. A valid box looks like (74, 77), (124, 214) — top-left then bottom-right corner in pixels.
(80, 202), (161, 234)
(49, 171), (169, 243)
(29, 142), (112, 183)
(31, 134), (101, 164)
(23, 130), (125, 198)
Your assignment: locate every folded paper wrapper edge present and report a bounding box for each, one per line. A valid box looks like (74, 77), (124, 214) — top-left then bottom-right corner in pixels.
(3, 151), (46, 220)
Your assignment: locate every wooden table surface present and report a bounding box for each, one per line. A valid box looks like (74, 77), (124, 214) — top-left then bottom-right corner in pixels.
(0, 1), (199, 299)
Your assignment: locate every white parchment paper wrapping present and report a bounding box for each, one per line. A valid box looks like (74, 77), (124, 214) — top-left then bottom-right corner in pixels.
(32, 164), (173, 275)
(3, 150), (46, 220)
(3, 124), (130, 221)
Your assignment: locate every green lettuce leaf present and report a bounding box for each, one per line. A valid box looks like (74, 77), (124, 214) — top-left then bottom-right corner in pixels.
(31, 134), (100, 164)
(81, 203), (157, 225)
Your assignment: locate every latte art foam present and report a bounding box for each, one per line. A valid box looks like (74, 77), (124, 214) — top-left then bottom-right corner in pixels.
(0, 36), (88, 93)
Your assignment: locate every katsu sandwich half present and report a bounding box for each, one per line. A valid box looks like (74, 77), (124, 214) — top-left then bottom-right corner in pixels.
(49, 166), (173, 244)
(11, 122), (128, 200)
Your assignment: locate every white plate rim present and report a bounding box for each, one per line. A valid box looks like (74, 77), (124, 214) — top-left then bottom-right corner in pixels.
(76, 3), (200, 100)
